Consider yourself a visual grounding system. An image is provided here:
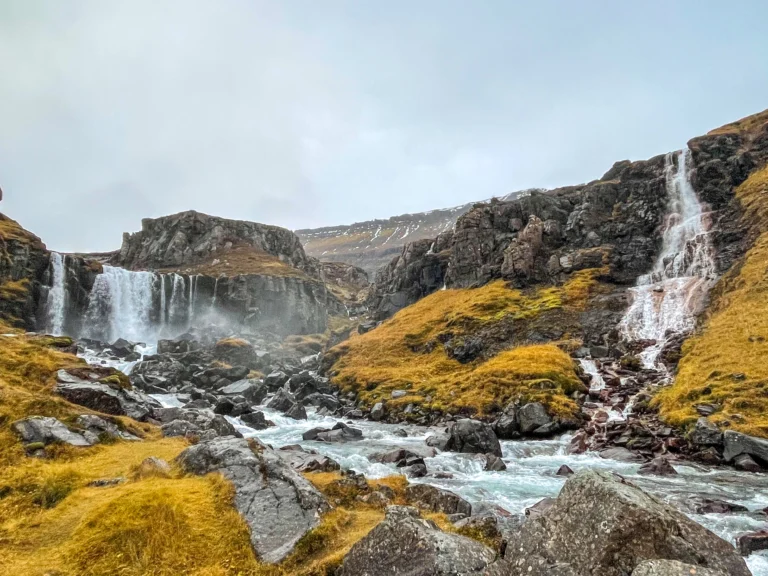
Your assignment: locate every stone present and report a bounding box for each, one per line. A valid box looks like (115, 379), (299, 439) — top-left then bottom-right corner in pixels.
(337, 506), (494, 576)
(426, 431), (451, 451)
(405, 463), (428, 478)
(734, 453), (761, 472)
(517, 402), (552, 435)
(12, 416), (91, 447)
(264, 371), (289, 390)
(277, 445), (340, 473)
(555, 465), (574, 477)
(482, 454), (507, 472)
(447, 419), (502, 457)
(692, 498), (748, 514)
(405, 484), (472, 516)
(161, 419), (200, 438)
(736, 530), (768, 556)
(525, 497), (556, 519)
(213, 397), (236, 415)
(494, 404), (520, 439)
(302, 392), (340, 411)
(638, 457), (678, 476)
(55, 381), (158, 421)
(239, 411), (274, 430)
(599, 446), (645, 462)
(218, 379), (268, 404)
(391, 390), (407, 399)
(133, 456), (171, 478)
(266, 388), (297, 412)
(76, 414), (140, 443)
(723, 430), (768, 466)
(632, 560), (727, 576)
(177, 437), (329, 563)
(302, 427), (329, 441)
(689, 417), (723, 447)
(370, 402), (385, 421)
(368, 447), (436, 465)
(284, 402), (307, 420)
(503, 470), (750, 576)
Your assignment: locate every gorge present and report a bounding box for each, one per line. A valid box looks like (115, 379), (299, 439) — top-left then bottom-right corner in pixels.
(2, 108), (768, 576)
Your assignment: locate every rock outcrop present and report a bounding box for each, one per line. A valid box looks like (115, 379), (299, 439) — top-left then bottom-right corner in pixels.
(497, 470), (749, 576)
(177, 436), (330, 563)
(337, 505), (495, 576)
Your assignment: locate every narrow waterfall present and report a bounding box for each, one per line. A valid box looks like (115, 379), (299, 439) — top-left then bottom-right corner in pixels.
(188, 275), (199, 327)
(159, 274), (167, 327)
(620, 148), (716, 367)
(84, 266), (158, 343)
(45, 252), (68, 335)
(169, 274), (186, 326)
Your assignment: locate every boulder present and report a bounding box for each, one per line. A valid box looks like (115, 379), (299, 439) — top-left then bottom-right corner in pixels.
(284, 402), (307, 420)
(734, 453), (761, 472)
(517, 402), (552, 435)
(736, 530), (768, 556)
(337, 506), (494, 576)
(689, 418), (723, 447)
(264, 371), (289, 390)
(266, 388), (297, 412)
(75, 414), (140, 443)
(632, 560), (727, 576)
(177, 437), (329, 563)
(161, 419), (200, 438)
(405, 483), (472, 516)
(315, 425), (363, 443)
(368, 447), (436, 465)
(426, 431), (451, 451)
(638, 457), (677, 476)
(218, 379), (268, 404)
(55, 381), (158, 421)
(302, 393), (340, 411)
(447, 419), (503, 457)
(502, 470), (750, 576)
(239, 411), (274, 430)
(12, 416), (90, 447)
(370, 402), (385, 421)
(556, 465), (574, 477)
(494, 405), (520, 439)
(277, 445), (340, 473)
(475, 453), (507, 471)
(692, 498), (748, 514)
(723, 430), (768, 466)
(599, 446), (644, 463)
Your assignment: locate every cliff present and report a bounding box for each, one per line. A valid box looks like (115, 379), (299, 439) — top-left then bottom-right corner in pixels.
(296, 190), (535, 276)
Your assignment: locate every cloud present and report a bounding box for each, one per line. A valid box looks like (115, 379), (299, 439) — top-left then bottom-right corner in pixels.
(1, 0), (767, 252)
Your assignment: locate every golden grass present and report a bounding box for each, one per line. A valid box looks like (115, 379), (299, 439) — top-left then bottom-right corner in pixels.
(655, 165), (768, 436)
(215, 337), (250, 348)
(0, 213), (45, 247)
(157, 244), (309, 279)
(328, 271), (600, 418)
(707, 108), (768, 136)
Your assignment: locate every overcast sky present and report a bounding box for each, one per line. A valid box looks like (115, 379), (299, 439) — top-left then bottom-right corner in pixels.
(1, 1), (767, 253)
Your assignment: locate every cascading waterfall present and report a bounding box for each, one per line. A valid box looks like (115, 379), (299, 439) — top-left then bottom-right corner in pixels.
(188, 275), (199, 328)
(169, 274), (186, 326)
(45, 252), (68, 335)
(159, 274), (167, 327)
(620, 148), (717, 367)
(84, 266), (158, 343)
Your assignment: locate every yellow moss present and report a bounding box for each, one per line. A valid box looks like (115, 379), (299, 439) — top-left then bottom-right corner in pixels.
(328, 272), (599, 418)
(0, 213), (45, 247)
(215, 337), (250, 348)
(707, 108), (768, 136)
(655, 165), (768, 436)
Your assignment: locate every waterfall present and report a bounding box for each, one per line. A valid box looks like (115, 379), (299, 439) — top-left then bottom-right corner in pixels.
(159, 274), (167, 326)
(579, 358), (605, 392)
(620, 148), (716, 367)
(46, 252), (68, 335)
(84, 266), (158, 343)
(169, 274), (186, 326)
(188, 275), (198, 327)
(210, 276), (219, 310)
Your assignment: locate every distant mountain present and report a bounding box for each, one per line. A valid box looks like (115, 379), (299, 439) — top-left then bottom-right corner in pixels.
(296, 190), (539, 276)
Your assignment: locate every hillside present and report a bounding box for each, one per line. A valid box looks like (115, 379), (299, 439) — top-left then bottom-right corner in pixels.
(296, 190), (536, 276)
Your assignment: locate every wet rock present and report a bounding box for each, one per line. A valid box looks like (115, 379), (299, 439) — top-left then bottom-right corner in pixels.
(239, 411), (274, 430)
(734, 453), (761, 472)
(723, 430), (768, 467)
(12, 416), (91, 447)
(599, 446), (644, 462)
(504, 470), (750, 576)
(76, 414), (140, 443)
(213, 397), (237, 415)
(632, 559), (727, 576)
(302, 427), (329, 441)
(736, 530), (768, 556)
(337, 506), (494, 576)
(494, 405), (520, 440)
(393, 428), (408, 437)
(370, 402), (385, 421)
(302, 392), (340, 411)
(405, 484), (472, 516)
(277, 445), (340, 473)
(525, 497), (556, 519)
(266, 388), (296, 412)
(161, 419), (200, 438)
(405, 463), (428, 478)
(152, 407), (183, 423)
(638, 457), (677, 476)
(218, 379), (268, 404)
(312, 423), (363, 443)
(264, 371), (288, 390)
(692, 498), (748, 515)
(517, 402), (552, 435)
(447, 419), (503, 457)
(177, 436), (329, 563)
(482, 454), (507, 472)
(426, 431), (451, 451)
(689, 417), (723, 447)
(556, 465), (574, 477)
(284, 402), (307, 420)
(55, 381), (158, 421)
(368, 447), (436, 465)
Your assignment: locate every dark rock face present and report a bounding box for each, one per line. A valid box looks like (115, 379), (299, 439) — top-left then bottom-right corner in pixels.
(447, 419), (503, 457)
(55, 379), (159, 421)
(405, 484), (472, 516)
(177, 436), (329, 564)
(114, 210), (319, 277)
(737, 530), (768, 556)
(337, 506), (495, 576)
(722, 430), (768, 467)
(501, 470), (750, 576)
(12, 416), (90, 447)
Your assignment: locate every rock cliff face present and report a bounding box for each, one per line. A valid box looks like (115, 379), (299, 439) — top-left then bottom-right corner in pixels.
(114, 210), (319, 278)
(296, 190), (535, 276)
(367, 116), (768, 320)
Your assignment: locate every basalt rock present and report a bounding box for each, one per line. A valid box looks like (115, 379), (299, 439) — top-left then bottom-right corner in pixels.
(55, 380), (159, 421)
(12, 416), (91, 447)
(446, 419), (503, 457)
(177, 436), (329, 564)
(337, 506), (495, 576)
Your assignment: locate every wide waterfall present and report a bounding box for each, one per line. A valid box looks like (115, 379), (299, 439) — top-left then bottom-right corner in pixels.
(45, 252), (68, 335)
(620, 148), (717, 367)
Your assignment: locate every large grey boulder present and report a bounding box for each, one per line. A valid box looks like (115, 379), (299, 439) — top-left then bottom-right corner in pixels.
(55, 381), (159, 421)
(723, 430), (768, 466)
(266, 388), (297, 412)
(76, 414), (140, 443)
(405, 484), (472, 516)
(517, 402), (552, 434)
(631, 560), (727, 576)
(277, 445), (340, 473)
(338, 505), (495, 576)
(689, 418), (723, 447)
(177, 436), (329, 563)
(447, 419), (502, 457)
(161, 409), (243, 439)
(502, 470), (749, 576)
(12, 416), (91, 447)
(218, 379), (268, 404)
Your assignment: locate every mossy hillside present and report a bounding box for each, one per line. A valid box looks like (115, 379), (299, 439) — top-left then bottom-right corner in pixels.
(706, 108), (768, 136)
(0, 214), (47, 326)
(655, 165), (768, 437)
(328, 271), (603, 419)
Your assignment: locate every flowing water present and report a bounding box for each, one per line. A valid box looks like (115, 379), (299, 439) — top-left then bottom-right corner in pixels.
(620, 148), (717, 368)
(45, 252), (68, 335)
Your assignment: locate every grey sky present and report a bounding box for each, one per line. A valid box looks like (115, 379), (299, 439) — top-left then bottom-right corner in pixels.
(1, 1), (767, 253)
